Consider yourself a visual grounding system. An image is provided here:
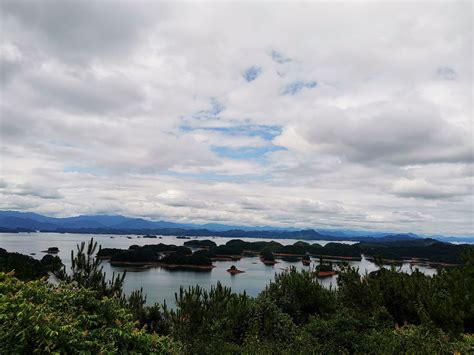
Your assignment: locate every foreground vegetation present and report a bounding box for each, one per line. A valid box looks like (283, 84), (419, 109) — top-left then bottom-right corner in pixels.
(1, 239), (473, 354)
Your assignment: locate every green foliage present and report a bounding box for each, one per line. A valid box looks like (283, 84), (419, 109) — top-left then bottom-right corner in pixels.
(161, 254), (473, 353)
(111, 247), (159, 263)
(316, 255), (334, 272)
(361, 325), (474, 354)
(126, 288), (171, 335)
(337, 263), (379, 314)
(96, 247), (124, 258)
(0, 248), (63, 280)
(260, 266), (336, 323)
(57, 238), (125, 298)
(143, 243), (181, 253)
(160, 252), (212, 267)
(246, 296), (297, 343)
(174, 246), (192, 255)
(359, 239), (467, 264)
(260, 249), (275, 261)
(337, 251), (474, 334)
(212, 244), (244, 256)
(274, 244), (307, 255)
(0, 272), (171, 354)
(167, 282), (252, 353)
(2, 240), (473, 354)
(183, 239), (217, 248)
(193, 249), (216, 258)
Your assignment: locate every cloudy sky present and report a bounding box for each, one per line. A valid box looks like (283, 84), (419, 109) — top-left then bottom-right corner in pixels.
(0, 1), (472, 236)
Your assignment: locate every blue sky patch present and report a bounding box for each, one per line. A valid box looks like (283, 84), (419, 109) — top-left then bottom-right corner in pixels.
(270, 50), (292, 64)
(188, 97), (225, 120)
(282, 80), (317, 95)
(181, 124), (282, 141)
(163, 170), (270, 183)
(436, 66), (456, 80)
(212, 145), (286, 160)
(64, 166), (98, 174)
(243, 66), (262, 81)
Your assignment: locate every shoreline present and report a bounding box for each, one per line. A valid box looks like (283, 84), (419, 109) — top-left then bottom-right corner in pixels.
(109, 260), (215, 271)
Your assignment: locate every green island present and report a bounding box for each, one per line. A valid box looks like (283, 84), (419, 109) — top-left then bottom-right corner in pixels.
(94, 237), (471, 273)
(0, 238), (473, 354)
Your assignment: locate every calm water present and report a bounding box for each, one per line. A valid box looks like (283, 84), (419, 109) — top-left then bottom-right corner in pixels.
(0, 232), (437, 306)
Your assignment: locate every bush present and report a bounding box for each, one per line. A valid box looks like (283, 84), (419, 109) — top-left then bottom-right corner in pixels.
(168, 282), (252, 353)
(0, 272), (172, 354)
(260, 267), (336, 323)
(0, 250), (62, 280)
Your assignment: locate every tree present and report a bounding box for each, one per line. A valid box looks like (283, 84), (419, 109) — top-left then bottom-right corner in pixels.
(0, 248), (62, 281)
(56, 238), (125, 298)
(0, 272), (173, 354)
(260, 267), (336, 324)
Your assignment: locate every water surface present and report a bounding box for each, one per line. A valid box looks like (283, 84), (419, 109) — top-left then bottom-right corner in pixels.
(0, 232), (437, 306)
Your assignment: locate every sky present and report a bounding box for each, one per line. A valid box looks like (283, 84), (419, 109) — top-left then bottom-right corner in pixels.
(0, 1), (472, 236)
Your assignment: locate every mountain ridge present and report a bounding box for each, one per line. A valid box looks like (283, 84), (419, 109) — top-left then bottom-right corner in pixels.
(0, 210), (472, 243)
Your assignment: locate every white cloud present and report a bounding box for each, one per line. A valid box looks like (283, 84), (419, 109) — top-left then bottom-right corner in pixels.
(0, 1), (472, 235)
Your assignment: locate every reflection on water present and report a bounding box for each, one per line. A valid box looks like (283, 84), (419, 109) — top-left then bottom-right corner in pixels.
(0, 232), (437, 306)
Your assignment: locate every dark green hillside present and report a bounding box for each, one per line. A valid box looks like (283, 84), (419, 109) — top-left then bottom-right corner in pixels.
(0, 248), (62, 280)
(183, 239), (217, 248)
(160, 253), (212, 268)
(359, 239), (467, 264)
(111, 248), (159, 263)
(97, 247), (124, 258)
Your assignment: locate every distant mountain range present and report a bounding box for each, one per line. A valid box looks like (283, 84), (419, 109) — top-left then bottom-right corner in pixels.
(0, 210), (472, 244)
(0, 211), (297, 232)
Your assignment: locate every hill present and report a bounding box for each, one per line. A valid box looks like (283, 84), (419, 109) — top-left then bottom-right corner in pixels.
(1, 210), (472, 243)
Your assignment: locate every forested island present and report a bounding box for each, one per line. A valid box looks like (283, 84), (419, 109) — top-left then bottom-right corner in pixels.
(0, 238), (473, 353)
(92, 237), (469, 271)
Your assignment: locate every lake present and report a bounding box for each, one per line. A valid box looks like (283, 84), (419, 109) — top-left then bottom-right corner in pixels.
(0, 232), (438, 306)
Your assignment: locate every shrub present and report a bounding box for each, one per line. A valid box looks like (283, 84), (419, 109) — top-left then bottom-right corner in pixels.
(0, 272), (172, 354)
(0, 250), (62, 280)
(260, 267), (336, 323)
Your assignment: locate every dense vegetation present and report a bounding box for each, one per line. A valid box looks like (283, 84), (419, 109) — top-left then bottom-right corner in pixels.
(110, 248), (160, 264)
(0, 248), (62, 280)
(87, 238), (471, 267)
(0, 239), (473, 354)
(359, 239), (465, 264)
(194, 238), (465, 264)
(0, 272), (172, 353)
(158, 249), (474, 354)
(183, 239), (217, 248)
(160, 247), (213, 269)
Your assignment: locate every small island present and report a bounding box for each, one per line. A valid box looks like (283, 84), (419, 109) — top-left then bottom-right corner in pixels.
(42, 247), (59, 254)
(260, 249), (277, 265)
(100, 244), (214, 271)
(227, 265), (244, 274)
(93, 238), (469, 276)
(315, 256), (337, 278)
(302, 254), (311, 266)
